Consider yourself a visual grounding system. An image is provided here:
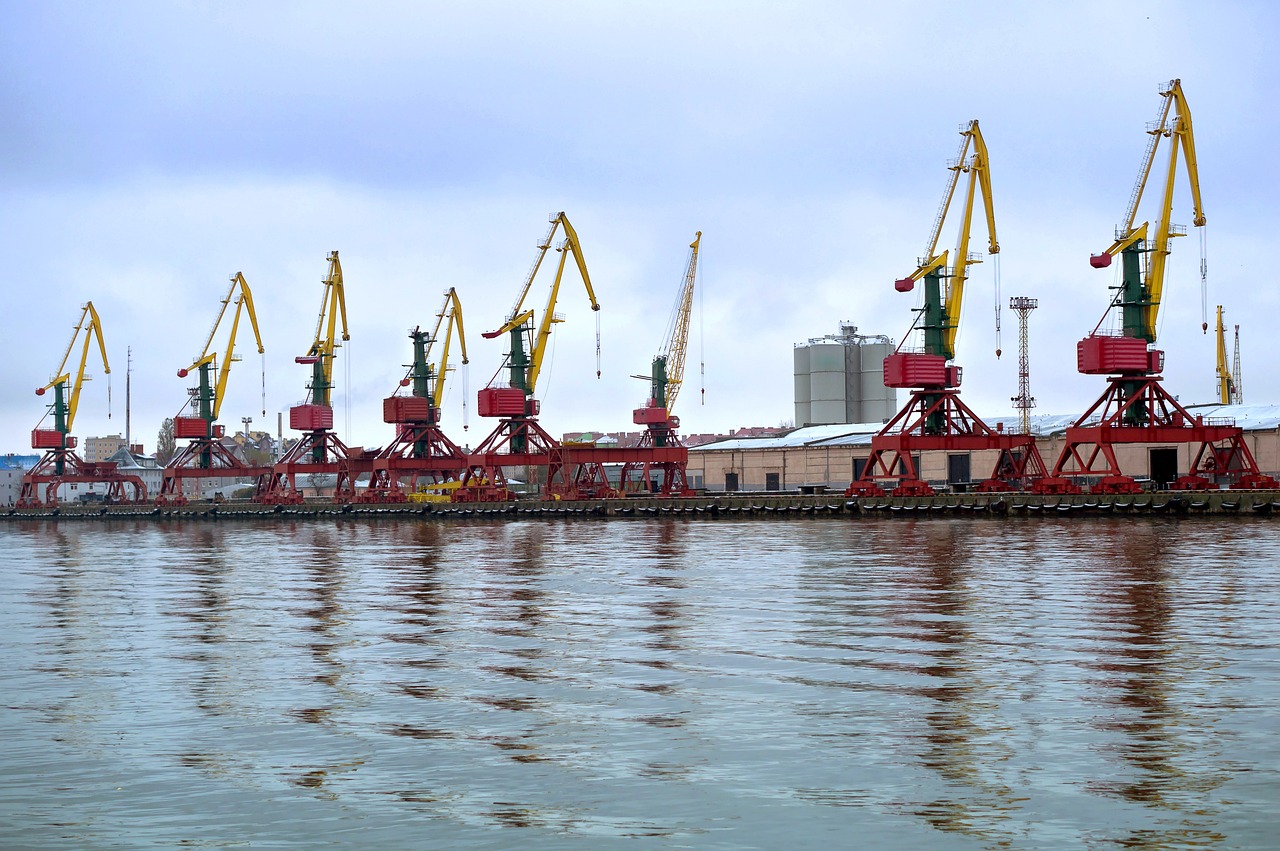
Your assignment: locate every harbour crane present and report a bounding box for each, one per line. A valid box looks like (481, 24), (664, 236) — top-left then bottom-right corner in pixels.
(30, 301), (110, 473)
(1077, 77), (1205, 421)
(615, 232), (702, 497)
(296, 250), (350, 436)
(157, 273), (268, 504)
(458, 212), (601, 501)
(363, 288), (471, 502)
(1232, 323), (1243, 404)
(1215, 305), (1234, 405)
(633, 231), (700, 448)
(20, 302), (145, 507)
(1038, 79), (1274, 492)
(262, 251), (362, 503)
(477, 211), (601, 445)
(849, 121), (1046, 497)
(892, 119), (999, 367)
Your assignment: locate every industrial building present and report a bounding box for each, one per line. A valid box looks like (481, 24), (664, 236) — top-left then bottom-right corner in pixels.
(689, 405), (1280, 493)
(793, 323), (896, 427)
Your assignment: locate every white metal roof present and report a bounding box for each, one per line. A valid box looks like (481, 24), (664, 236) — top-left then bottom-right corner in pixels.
(689, 404), (1280, 452)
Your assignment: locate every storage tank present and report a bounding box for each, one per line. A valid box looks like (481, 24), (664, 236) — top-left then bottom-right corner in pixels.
(858, 340), (897, 423)
(843, 344), (863, 424)
(792, 323), (896, 426)
(807, 342), (846, 425)
(793, 346), (812, 426)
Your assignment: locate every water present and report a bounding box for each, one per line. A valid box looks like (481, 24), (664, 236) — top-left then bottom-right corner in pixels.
(2, 516), (1279, 849)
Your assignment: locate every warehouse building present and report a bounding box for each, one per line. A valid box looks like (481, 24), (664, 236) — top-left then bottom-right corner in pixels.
(689, 405), (1280, 493)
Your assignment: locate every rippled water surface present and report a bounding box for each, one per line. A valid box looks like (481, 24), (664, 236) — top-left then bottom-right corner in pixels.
(3, 516), (1280, 848)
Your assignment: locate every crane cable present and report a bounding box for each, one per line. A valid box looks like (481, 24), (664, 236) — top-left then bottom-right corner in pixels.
(461, 361), (469, 431)
(993, 253), (1003, 358)
(1200, 225), (1209, 333)
(344, 339), (352, 444)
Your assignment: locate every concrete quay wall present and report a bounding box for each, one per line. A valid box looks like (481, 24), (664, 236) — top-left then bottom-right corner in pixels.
(5, 489), (1280, 522)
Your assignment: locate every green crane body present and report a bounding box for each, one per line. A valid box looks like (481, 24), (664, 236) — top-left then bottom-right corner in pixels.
(196, 361), (215, 468)
(409, 328), (437, 458)
(50, 383), (68, 475)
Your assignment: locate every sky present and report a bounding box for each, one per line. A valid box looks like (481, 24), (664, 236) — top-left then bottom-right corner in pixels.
(3, 0), (1278, 455)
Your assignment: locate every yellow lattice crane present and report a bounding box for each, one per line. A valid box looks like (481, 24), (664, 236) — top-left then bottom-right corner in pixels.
(32, 302), (110, 473)
(1215, 305), (1234, 405)
(175, 272), (265, 440)
(482, 212), (600, 399)
(296, 250), (349, 411)
(1088, 79), (1205, 346)
(633, 231), (700, 446)
(397, 287), (469, 418)
(894, 120), (999, 365)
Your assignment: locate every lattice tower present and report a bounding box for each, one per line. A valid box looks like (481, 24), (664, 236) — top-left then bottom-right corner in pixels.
(1232, 324), (1243, 404)
(1009, 297), (1038, 434)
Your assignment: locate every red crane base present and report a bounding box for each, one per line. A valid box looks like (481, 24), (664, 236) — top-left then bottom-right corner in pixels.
(616, 429), (694, 498)
(358, 423), (468, 504)
(558, 444), (692, 500)
(1034, 375), (1277, 494)
(259, 430), (372, 505)
(453, 416), (561, 502)
(157, 438), (271, 505)
(846, 388), (1048, 498)
(17, 450), (148, 508)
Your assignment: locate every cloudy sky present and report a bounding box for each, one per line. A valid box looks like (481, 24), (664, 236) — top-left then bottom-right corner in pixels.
(3, 1), (1277, 454)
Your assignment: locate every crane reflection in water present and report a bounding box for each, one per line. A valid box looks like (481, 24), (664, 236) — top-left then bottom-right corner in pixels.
(1082, 519), (1235, 846)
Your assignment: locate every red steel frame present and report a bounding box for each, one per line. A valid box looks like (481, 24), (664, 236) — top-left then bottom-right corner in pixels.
(18, 450), (147, 508)
(847, 388), (1047, 497)
(617, 429), (694, 497)
(452, 417), (557, 502)
(156, 438), (271, 505)
(358, 423), (469, 503)
(1035, 375), (1277, 494)
(259, 430), (369, 505)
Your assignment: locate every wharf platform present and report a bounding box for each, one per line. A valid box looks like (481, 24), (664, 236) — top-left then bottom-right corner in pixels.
(5, 489), (1280, 521)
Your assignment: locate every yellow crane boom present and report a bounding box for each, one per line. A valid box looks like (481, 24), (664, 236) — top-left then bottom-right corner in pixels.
(896, 120), (998, 361)
(410, 287), (469, 408)
(178, 272), (265, 421)
(661, 231), (700, 414)
(483, 212), (600, 398)
(298, 251), (349, 408)
(36, 301), (110, 435)
(1090, 79), (1204, 342)
(1215, 305), (1233, 405)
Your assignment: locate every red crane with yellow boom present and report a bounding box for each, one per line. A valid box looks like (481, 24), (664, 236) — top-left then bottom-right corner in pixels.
(1037, 80), (1274, 492)
(157, 272), (268, 505)
(456, 212), (601, 501)
(262, 251), (366, 503)
(362, 287), (471, 502)
(19, 302), (146, 507)
(848, 120), (1046, 497)
(618, 231), (702, 496)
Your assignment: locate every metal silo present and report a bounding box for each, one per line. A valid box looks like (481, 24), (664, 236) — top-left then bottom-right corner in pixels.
(859, 339), (897, 423)
(793, 323), (897, 426)
(793, 345), (812, 426)
(808, 341), (846, 425)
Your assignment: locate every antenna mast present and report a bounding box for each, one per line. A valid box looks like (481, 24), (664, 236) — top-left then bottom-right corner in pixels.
(1010, 297), (1038, 434)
